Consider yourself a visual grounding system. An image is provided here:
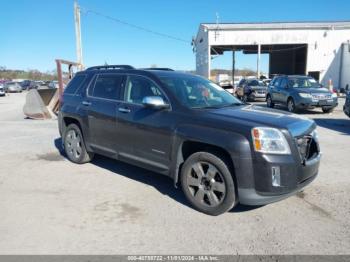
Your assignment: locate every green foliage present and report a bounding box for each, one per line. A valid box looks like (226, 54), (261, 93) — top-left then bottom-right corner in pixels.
(0, 67), (57, 81)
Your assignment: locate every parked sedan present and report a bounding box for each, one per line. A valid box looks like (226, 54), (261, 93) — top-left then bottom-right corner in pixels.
(236, 78), (267, 102)
(4, 82), (22, 93)
(267, 75), (338, 113)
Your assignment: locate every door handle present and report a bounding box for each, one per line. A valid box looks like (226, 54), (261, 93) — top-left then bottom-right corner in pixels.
(118, 107), (131, 113)
(82, 101), (91, 106)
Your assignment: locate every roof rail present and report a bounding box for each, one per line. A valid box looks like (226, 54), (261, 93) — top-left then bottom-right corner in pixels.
(86, 65), (135, 71)
(141, 68), (174, 71)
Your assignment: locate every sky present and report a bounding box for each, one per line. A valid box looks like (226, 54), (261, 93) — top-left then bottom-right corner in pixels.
(0, 0), (350, 73)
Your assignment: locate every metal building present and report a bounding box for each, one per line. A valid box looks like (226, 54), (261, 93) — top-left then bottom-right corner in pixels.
(194, 21), (350, 89)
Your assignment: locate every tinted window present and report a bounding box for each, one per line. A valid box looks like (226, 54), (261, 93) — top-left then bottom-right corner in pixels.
(124, 75), (166, 104)
(280, 78), (288, 88)
(248, 80), (264, 86)
(64, 74), (87, 95)
(273, 77), (281, 87)
(91, 74), (124, 100)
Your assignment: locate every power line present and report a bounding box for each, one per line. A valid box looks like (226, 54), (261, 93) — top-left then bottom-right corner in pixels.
(80, 7), (190, 44)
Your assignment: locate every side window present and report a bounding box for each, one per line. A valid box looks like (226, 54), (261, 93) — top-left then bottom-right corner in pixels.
(280, 78), (288, 88)
(64, 74), (87, 95)
(124, 75), (166, 104)
(273, 77), (281, 87)
(90, 74), (124, 100)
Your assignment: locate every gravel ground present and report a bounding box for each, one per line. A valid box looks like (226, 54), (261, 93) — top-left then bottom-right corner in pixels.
(0, 92), (349, 255)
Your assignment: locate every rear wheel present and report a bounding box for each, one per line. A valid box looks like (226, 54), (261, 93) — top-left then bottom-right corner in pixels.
(180, 152), (237, 216)
(287, 98), (297, 113)
(322, 107), (334, 113)
(64, 124), (94, 164)
(266, 95), (275, 108)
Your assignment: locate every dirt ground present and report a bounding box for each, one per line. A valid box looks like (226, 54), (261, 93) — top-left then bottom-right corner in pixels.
(0, 92), (349, 254)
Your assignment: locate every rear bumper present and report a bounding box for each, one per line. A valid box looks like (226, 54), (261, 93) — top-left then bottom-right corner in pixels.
(249, 93), (267, 101)
(344, 105), (350, 117)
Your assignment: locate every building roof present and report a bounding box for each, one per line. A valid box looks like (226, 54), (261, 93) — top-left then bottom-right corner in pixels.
(201, 21), (350, 30)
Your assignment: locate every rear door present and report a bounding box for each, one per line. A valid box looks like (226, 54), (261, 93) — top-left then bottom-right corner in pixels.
(278, 77), (290, 104)
(85, 73), (125, 155)
(116, 74), (173, 172)
(271, 77), (282, 102)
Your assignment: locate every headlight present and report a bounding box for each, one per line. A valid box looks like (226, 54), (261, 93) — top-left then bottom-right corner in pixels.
(331, 93), (337, 98)
(251, 127), (291, 154)
(299, 93), (312, 98)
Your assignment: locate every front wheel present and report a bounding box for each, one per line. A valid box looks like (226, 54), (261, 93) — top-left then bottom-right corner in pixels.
(266, 95), (275, 108)
(322, 107), (334, 113)
(63, 123), (94, 164)
(287, 98), (297, 113)
(180, 152), (237, 216)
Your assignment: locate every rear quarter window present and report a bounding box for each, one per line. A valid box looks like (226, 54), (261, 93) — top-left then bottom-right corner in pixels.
(64, 74), (87, 95)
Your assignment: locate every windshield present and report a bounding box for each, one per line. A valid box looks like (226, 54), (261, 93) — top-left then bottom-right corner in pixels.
(160, 75), (243, 109)
(288, 77), (320, 88)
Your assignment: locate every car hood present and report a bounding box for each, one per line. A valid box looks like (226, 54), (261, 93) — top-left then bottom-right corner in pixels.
(295, 87), (331, 94)
(206, 105), (315, 137)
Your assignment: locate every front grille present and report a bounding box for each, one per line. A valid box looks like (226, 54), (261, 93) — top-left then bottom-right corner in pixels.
(295, 134), (319, 164)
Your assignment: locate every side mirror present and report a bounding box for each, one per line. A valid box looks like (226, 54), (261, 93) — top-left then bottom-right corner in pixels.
(142, 96), (169, 109)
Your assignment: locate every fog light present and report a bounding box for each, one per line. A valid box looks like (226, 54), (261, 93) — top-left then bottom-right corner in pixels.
(271, 166), (281, 187)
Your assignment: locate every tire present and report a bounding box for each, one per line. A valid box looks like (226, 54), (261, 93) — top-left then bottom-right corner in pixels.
(266, 95), (275, 108)
(242, 94), (249, 103)
(63, 123), (94, 164)
(287, 98), (297, 113)
(322, 107), (334, 113)
(180, 152), (237, 216)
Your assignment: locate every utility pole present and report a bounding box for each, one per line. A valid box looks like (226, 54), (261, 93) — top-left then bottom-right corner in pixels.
(257, 44), (261, 79)
(74, 0), (83, 70)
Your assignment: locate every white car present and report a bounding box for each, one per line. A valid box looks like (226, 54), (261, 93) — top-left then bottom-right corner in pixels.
(4, 82), (22, 93)
(48, 81), (59, 89)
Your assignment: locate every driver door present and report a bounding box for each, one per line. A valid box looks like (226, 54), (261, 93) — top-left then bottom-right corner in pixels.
(116, 74), (173, 173)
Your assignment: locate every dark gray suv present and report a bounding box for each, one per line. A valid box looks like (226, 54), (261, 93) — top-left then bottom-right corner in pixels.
(266, 75), (338, 113)
(58, 66), (321, 215)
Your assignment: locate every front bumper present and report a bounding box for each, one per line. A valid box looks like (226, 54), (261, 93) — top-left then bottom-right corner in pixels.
(296, 97), (338, 109)
(238, 153), (320, 205)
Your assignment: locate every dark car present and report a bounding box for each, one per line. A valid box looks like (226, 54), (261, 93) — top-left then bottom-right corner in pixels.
(0, 84), (5, 96)
(20, 80), (38, 91)
(267, 75), (338, 113)
(344, 91), (350, 117)
(236, 78), (267, 102)
(58, 65), (321, 215)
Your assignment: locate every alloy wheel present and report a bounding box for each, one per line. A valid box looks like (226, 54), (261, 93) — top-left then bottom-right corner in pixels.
(288, 99), (295, 112)
(186, 161), (226, 207)
(65, 129), (82, 160)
